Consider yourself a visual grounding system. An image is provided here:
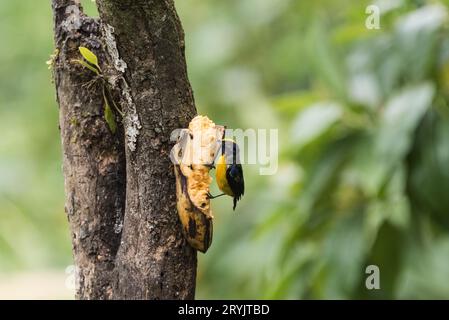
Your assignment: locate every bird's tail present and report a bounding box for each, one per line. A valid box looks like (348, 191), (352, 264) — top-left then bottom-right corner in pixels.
(233, 197), (237, 210)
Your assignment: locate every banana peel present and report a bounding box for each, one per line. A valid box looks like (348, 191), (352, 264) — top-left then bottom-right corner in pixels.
(171, 116), (225, 253)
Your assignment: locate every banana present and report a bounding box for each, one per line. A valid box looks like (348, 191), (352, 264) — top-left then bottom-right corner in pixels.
(171, 116), (224, 253)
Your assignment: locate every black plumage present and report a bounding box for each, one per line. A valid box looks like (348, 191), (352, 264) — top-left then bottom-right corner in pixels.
(226, 163), (245, 210)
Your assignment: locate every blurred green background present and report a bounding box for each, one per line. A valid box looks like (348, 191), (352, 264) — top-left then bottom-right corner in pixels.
(2, 0), (449, 299)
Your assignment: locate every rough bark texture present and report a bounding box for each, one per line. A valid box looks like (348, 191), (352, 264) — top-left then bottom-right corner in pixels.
(51, 0), (198, 299)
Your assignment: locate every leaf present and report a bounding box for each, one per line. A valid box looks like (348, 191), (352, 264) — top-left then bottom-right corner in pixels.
(103, 93), (117, 134)
(364, 82), (435, 195)
(320, 210), (367, 299)
(396, 4), (448, 35)
(306, 21), (346, 100)
(271, 91), (320, 117)
(397, 236), (449, 299)
(357, 222), (404, 299)
(394, 5), (447, 82)
(408, 112), (449, 228)
(72, 59), (100, 75)
(79, 46), (100, 71)
(290, 102), (343, 149)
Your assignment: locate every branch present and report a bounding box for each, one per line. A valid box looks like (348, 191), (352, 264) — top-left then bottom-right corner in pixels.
(51, 0), (126, 299)
(95, 0), (198, 299)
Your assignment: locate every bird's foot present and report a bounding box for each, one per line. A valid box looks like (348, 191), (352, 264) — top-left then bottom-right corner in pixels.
(205, 163), (216, 169)
(206, 192), (225, 199)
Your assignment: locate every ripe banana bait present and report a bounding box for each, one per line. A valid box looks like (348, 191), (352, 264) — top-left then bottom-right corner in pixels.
(171, 116), (224, 253)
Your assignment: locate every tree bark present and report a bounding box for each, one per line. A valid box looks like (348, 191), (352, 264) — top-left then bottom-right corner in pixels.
(51, 0), (198, 299)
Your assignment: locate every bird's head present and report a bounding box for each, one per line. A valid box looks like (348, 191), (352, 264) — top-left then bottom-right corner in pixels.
(221, 138), (241, 165)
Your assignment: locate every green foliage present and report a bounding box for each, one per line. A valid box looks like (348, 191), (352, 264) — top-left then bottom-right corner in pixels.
(103, 89), (117, 134)
(72, 59), (99, 75)
(74, 46), (121, 133)
(79, 46), (100, 71)
(250, 2), (449, 299)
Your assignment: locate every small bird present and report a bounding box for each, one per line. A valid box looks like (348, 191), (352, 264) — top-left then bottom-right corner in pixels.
(208, 139), (245, 210)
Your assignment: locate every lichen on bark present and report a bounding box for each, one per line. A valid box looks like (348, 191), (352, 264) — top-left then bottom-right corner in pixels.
(102, 22), (141, 152)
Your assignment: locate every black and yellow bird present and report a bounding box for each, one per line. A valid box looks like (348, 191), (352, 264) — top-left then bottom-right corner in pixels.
(208, 139), (244, 210)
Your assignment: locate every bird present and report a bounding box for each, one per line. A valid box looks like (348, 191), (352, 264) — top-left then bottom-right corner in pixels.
(208, 138), (244, 210)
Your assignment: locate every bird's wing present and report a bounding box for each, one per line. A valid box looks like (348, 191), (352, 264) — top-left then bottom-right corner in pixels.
(227, 164), (244, 200)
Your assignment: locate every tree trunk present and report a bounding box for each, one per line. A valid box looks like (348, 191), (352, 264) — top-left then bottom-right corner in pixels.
(51, 0), (198, 299)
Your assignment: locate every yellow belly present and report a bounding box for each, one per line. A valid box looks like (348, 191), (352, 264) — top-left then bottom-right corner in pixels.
(216, 155), (234, 196)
